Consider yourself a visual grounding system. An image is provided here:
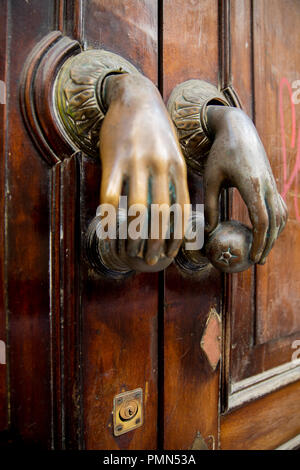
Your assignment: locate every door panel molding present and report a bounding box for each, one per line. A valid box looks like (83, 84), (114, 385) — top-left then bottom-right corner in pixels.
(276, 433), (300, 450)
(0, 0), (8, 433)
(222, 1), (300, 424)
(221, 381), (300, 450)
(80, 0), (160, 450)
(228, 360), (300, 411)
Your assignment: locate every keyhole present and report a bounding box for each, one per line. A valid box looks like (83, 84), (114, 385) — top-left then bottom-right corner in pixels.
(119, 399), (138, 421)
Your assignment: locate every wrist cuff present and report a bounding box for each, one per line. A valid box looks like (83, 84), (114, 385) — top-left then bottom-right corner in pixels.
(167, 80), (229, 174)
(200, 96), (229, 141)
(55, 49), (139, 158)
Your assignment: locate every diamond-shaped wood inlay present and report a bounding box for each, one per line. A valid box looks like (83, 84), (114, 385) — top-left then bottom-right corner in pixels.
(200, 308), (222, 370)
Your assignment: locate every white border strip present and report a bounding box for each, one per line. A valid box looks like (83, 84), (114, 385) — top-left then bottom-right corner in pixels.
(228, 360), (300, 410)
(276, 434), (300, 450)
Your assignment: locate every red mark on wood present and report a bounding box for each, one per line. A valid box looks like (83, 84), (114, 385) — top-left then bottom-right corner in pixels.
(200, 308), (221, 371)
(280, 77), (300, 221)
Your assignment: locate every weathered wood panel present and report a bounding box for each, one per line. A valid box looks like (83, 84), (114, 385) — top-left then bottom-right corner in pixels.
(0, 0), (8, 434)
(80, 0), (159, 449)
(6, 0), (55, 447)
(254, 0), (300, 343)
(225, 0), (300, 402)
(162, 0), (221, 450)
(221, 381), (300, 450)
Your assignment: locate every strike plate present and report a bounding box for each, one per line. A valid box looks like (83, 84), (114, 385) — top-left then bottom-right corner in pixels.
(113, 388), (143, 436)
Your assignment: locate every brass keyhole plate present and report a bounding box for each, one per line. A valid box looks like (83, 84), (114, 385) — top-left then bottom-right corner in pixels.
(113, 388), (143, 436)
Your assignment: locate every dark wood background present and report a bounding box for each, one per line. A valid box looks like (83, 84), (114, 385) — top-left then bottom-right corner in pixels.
(0, 0), (299, 450)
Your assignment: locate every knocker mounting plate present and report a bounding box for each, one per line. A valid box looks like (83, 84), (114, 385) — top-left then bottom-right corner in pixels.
(55, 49), (139, 158)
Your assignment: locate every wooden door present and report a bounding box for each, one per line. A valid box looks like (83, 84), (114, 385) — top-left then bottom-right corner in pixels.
(0, 0), (299, 450)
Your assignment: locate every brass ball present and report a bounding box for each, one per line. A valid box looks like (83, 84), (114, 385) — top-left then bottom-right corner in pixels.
(205, 221), (254, 273)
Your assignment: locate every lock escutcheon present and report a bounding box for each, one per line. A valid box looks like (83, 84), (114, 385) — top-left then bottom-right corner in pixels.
(113, 388), (143, 436)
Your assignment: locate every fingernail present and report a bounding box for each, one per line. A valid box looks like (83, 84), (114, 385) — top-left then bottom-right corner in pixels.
(250, 254), (258, 264)
(146, 255), (158, 266)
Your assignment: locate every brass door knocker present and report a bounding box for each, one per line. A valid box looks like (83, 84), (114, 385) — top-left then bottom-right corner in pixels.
(168, 80), (287, 274)
(21, 33), (287, 278)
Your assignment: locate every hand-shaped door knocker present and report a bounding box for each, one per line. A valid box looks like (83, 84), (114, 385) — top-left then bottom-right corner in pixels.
(21, 33), (287, 278)
(54, 50), (190, 278)
(167, 80), (287, 274)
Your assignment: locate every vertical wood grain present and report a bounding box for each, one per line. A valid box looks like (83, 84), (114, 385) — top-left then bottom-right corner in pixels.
(80, 0), (159, 449)
(50, 154), (82, 449)
(162, 0), (221, 450)
(221, 0), (300, 448)
(6, 0), (55, 447)
(224, 0), (300, 392)
(0, 0), (8, 433)
(221, 381), (300, 449)
(83, 0), (158, 84)
(253, 0), (300, 343)
(225, 0), (255, 387)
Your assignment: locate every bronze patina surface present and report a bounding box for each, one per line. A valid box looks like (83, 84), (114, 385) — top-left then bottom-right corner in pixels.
(169, 80), (287, 274)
